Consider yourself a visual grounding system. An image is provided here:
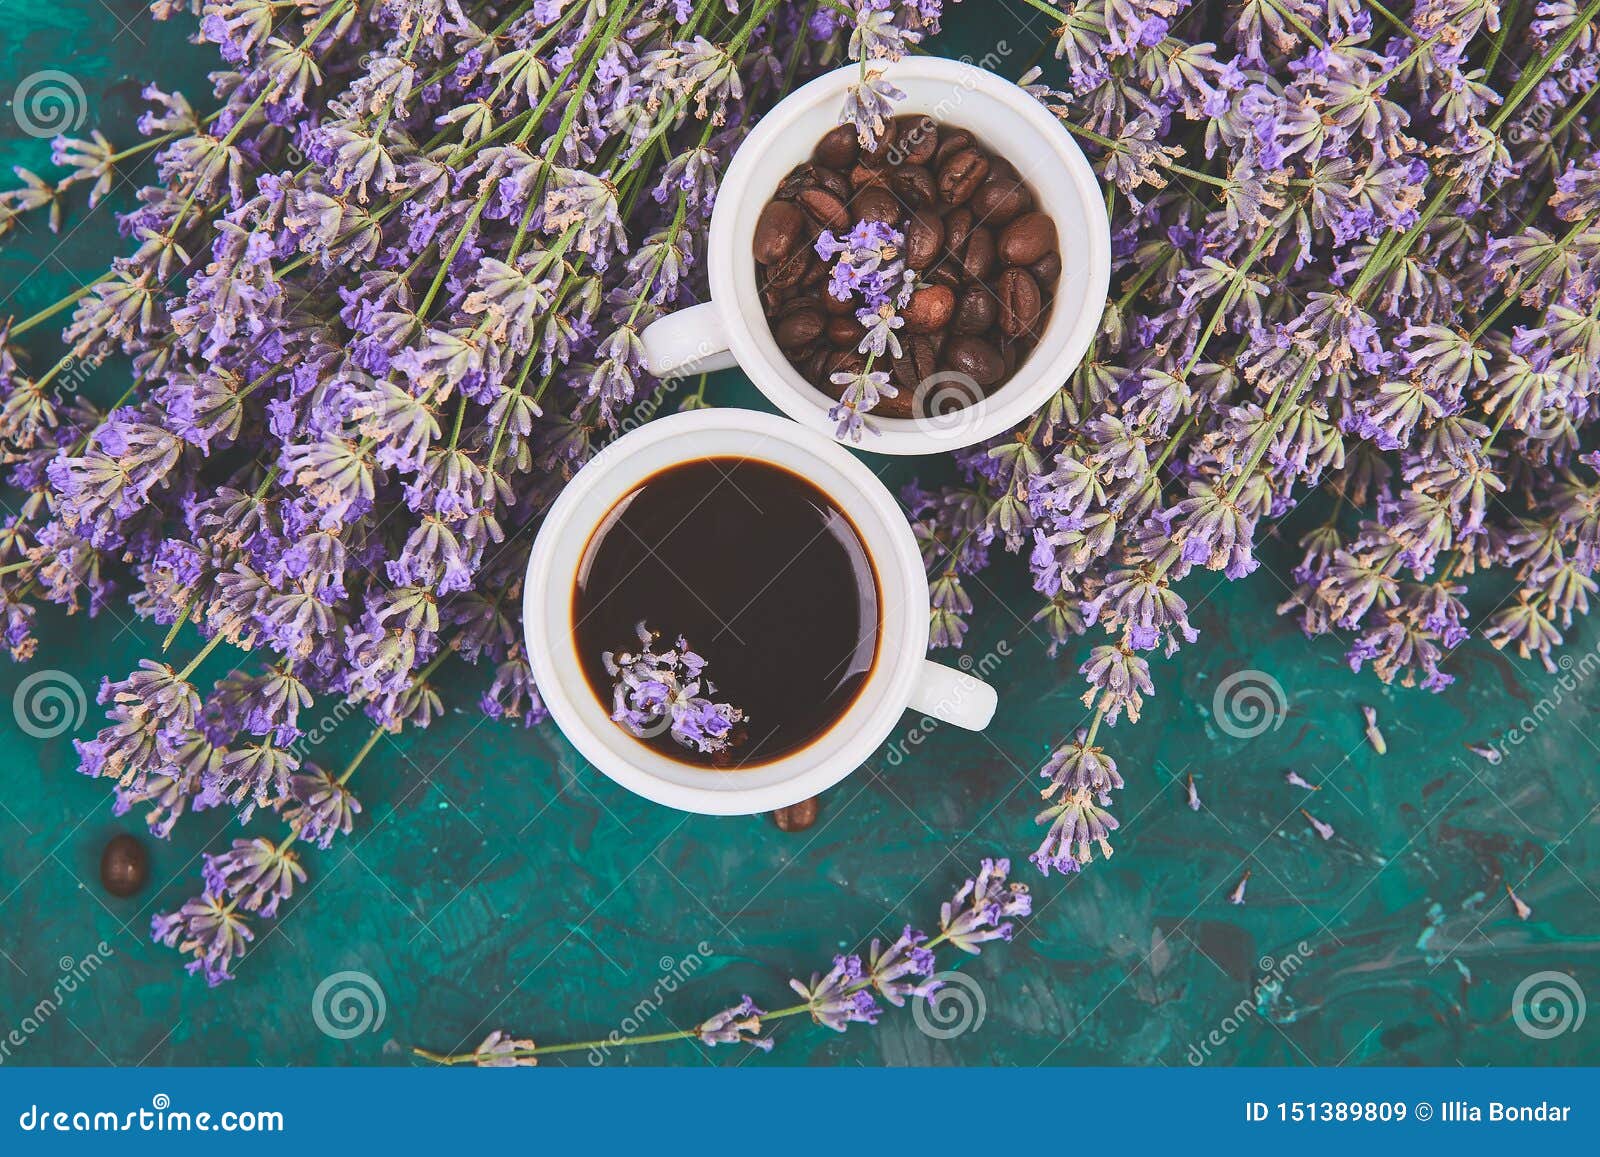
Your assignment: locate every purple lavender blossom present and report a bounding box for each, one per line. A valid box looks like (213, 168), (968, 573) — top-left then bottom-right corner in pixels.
(603, 622), (747, 755)
(697, 995), (773, 1049)
(789, 954), (883, 1031)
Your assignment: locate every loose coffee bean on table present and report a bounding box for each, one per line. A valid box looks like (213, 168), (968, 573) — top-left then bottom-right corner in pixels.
(753, 116), (1061, 419)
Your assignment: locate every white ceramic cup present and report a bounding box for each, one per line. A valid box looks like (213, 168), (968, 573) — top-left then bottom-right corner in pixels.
(523, 408), (997, 815)
(640, 57), (1110, 456)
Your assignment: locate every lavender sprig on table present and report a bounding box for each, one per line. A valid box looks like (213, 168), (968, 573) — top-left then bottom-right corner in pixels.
(603, 621), (747, 754)
(412, 855), (1028, 1065)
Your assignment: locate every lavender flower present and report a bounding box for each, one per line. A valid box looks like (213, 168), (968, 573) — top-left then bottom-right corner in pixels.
(939, 856), (1032, 952)
(150, 893), (253, 987)
(468, 1030), (540, 1068)
(697, 996), (773, 1049)
(790, 954), (883, 1031)
(603, 622), (747, 755)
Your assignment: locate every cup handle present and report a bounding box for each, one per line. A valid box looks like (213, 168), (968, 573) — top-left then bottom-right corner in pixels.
(909, 660), (997, 731)
(641, 301), (740, 378)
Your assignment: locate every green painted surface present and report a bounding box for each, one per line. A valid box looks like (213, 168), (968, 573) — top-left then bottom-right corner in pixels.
(1, 3), (1595, 1068)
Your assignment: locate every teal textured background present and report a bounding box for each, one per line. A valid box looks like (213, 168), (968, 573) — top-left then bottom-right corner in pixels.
(1, 2), (1596, 1067)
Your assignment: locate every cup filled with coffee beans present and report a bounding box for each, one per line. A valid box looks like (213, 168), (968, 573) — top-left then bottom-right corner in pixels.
(522, 408), (998, 815)
(640, 57), (1109, 455)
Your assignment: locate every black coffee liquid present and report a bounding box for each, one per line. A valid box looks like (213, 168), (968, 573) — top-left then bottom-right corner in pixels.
(573, 457), (880, 768)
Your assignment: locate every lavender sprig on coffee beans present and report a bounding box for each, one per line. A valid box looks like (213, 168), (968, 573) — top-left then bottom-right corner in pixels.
(753, 117), (1060, 439)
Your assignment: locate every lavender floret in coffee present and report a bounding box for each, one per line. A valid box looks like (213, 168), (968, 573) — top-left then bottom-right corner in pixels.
(752, 116), (1060, 438)
(603, 622), (748, 756)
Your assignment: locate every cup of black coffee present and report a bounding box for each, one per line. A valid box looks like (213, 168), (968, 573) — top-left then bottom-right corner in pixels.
(639, 57), (1110, 455)
(523, 408), (997, 814)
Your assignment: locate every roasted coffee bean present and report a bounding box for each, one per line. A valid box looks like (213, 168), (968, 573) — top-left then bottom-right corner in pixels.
(812, 165), (852, 202)
(771, 797), (819, 832)
(804, 344), (831, 376)
(889, 335), (939, 396)
(987, 156), (1019, 181)
(874, 390), (916, 419)
(928, 262), (964, 288)
(775, 165), (816, 200)
(944, 334), (1006, 388)
(823, 292), (855, 316)
(1030, 250), (1062, 287)
(851, 186), (901, 226)
(754, 200), (806, 264)
(997, 267), (1043, 338)
(850, 161), (890, 190)
(814, 124), (860, 169)
(827, 314), (867, 347)
(822, 349), (867, 381)
(760, 246), (810, 291)
(952, 286), (998, 334)
(761, 287), (783, 313)
(937, 147), (990, 205)
(944, 207), (974, 258)
(894, 116), (939, 166)
(934, 128), (975, 166)
(998, 210), (1057, 265)
(775, 301), (825, 350)
(902, 284), (956, 334)
(959, 226), (997, 282)
(99, 833), (149, 898)
(905, 209), (944, 269)
(801, 257), (828, 288)
(891, 164), (936, 207)
(971, 171), (1033, 225)
(1000, 336), (1023, 377)
(861, 125), (896, 162)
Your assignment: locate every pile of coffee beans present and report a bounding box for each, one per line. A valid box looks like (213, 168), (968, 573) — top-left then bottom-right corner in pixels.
(752, 116), (1060, 418)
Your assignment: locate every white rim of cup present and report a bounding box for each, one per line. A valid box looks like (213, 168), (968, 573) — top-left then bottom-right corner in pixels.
(709, 57), (1111, 456)
(523, 409), (932, 815)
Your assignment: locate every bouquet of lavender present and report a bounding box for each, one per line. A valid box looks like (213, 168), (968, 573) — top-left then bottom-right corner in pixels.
(0, 0), (962, 984)
(4, 0), (1600, 989)
(896, 0), (1600, 877)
